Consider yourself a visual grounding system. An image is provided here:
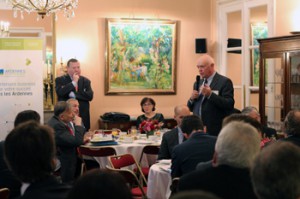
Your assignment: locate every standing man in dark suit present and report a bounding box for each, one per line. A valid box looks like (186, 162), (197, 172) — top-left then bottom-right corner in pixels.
(187, 54), (234, 136)
(171, 115), (216, 178)
(48, 101), (89, 184)
(56, 58), (93, 131)
(158, 105), (190, 160)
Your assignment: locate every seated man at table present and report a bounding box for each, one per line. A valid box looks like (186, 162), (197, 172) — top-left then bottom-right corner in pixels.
(178, 121), (260, 199)
(48, 101), (89, 184)
(171, 115), (216, 178)
(158, 105), (191, 160)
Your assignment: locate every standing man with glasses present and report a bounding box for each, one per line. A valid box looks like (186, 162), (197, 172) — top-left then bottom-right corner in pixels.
(187, 54), (235, 136)
(55, 58), (94, 131)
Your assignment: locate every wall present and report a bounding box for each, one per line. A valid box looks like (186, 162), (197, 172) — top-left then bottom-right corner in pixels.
(275, 0), (300, 35)
(55, 0), (214, 130)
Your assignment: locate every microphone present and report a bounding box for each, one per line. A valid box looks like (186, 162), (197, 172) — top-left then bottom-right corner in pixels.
(195, 75), (200, 91)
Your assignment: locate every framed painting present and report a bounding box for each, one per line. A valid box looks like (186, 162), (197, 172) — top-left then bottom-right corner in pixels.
(250, 23), (268, 87)
(105, 18), (177, 95)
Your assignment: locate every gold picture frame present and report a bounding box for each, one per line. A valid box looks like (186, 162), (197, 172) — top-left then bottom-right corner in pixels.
(105, 18), (177, 95)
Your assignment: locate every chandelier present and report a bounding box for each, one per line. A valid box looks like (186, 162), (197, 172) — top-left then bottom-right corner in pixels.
(6, 0), (78, 19)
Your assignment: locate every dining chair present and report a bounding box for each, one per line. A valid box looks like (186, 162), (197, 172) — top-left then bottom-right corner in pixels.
(109, 154), (147, 186)
(138, 145), (160, 178)
(170, 177), (180, 196)
(0, 188), (10, 199)
(78, 146), (117, 173)
(106, 166), (148, 199)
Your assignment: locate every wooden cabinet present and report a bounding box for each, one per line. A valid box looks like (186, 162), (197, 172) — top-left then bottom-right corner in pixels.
(258, 34), (300, 133)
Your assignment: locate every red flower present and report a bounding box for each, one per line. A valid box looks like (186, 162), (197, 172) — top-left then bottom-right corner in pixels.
(139, 120), (162, 134)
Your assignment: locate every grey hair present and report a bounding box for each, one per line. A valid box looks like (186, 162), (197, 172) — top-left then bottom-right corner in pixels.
(241, 106), (258, 115)
(54, 101), (72, 117)
(215, 121), (260, 168)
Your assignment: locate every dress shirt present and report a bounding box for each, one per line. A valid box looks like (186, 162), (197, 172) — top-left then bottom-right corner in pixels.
(178, 127), (184, 144)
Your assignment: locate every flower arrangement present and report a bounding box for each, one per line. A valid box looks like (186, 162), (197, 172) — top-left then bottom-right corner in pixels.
(139, 120), (163, 137)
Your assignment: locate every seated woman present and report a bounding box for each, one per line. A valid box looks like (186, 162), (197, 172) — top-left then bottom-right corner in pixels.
(136, 97), (164, 130)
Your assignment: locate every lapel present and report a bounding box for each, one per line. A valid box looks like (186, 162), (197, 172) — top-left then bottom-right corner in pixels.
(209, 72), (220, 90)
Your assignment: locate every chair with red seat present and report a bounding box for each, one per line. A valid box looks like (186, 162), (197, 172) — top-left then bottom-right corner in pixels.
(106, 166), (147, 199)
(0, 188), (10, 199)
(109, 154), (147, 187)
(78, 146), (117, 173)
(138, 145), (160, 178)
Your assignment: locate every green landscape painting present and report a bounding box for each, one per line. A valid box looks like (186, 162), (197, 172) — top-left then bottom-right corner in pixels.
(105, 19), (177, 95)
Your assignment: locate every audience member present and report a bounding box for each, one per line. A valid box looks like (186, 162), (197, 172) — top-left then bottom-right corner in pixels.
(4, 121), (70, 199)
(136, 97), (164, 129)
(281, 109), (300, 147)
(0, 110), (40, 199)
(55, 58), (94, 130)
(66, 169), (132, 199)
(241, 106), (276, 138)
(67, 98), (86, 130)
(178, 121), (260, 199)
(158, 105), (191, 160)
(251, 142), (300, 199)
(187, 54), (234, 136)
(171, 190), (221, 199)
(48, 101), (89, 184)
(222, 113), (273, 149)
(171, 115), (216, 178)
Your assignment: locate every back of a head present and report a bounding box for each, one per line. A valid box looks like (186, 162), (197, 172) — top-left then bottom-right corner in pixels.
(14, 110), (40, 127)
(4, 121), (55, 183)
(222, 113), (262, 133)
(66, 169), (132, 199)
(216, 121), (260, 168)
(171, 190), (221, 199)
(284, 110), (300, 136)
(241, 106), (258, 115)
(251, 142), (300, 199)
(180, 115), (203, 135)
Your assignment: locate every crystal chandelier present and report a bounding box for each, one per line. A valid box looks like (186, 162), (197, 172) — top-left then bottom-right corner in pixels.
(6, 0), (78, 20)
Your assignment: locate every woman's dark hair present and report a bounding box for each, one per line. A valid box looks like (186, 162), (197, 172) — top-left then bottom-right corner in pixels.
(140, 97), (156, 112)
(4, 121), (55, 183)
(66, 169), (133, 199)
(14, 110), (40, 127)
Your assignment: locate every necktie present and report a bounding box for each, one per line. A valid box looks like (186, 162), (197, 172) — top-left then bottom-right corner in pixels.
(198, 79), (208, 116)
(66, 124), (75, 136)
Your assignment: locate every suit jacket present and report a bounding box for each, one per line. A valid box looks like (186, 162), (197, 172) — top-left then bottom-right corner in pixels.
(280, 135), (300, 147)
(0, 141), (21, 199)
(158, 127), (179, 160)
(20, 175), (71, 199)
(47, 116), (85, 183)
(187, 73), (234, 136)
(178, 164), (257, 199)
(55, 75), (93, 130)
(171, 132), (216, 178)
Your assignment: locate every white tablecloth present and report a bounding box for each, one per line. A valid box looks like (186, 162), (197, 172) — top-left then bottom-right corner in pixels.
(147, 161), (172, 199)
(82, 140), (159, 168)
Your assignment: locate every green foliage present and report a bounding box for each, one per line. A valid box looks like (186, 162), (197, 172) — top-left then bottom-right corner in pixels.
(108, 22), (174, 90)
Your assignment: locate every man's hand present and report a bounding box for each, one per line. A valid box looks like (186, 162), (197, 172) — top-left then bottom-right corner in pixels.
(200, 85), (212, 97)
(72, 73), (80, 83)
(190, 90), (199, 100)
(73, 115), (82, 126)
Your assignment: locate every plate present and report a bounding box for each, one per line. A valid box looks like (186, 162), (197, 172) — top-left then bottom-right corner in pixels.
(136, 140), (154, 144)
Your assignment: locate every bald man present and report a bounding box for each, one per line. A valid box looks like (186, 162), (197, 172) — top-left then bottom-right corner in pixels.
(158, 105), (191, 160)
(187, 54), (234, 136)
